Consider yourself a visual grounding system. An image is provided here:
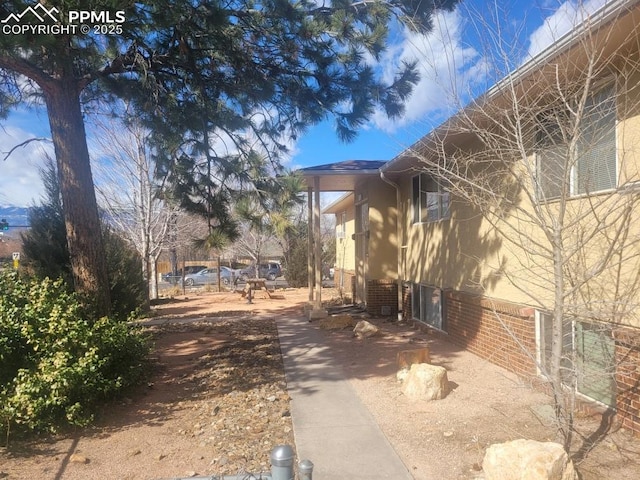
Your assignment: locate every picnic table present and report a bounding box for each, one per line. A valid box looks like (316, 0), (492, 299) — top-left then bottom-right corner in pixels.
(241, 278), (273, 302)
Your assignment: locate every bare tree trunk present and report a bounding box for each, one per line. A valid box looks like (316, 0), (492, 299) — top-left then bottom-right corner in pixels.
(93, 115), (181, 305)
(138, 136), (153, 307)
(149, 258), (158, 300)
(44, 81), (111, 316)
(551, 227), (573, 448)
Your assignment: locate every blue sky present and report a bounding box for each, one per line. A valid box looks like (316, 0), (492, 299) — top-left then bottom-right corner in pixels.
(0, 0), (608, 207)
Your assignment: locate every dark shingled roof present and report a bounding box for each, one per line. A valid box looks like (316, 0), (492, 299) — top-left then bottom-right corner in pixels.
(299, 160), (388, 191)
(301, 160), (387, 173)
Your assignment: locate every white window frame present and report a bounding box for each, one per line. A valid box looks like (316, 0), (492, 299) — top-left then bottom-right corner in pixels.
(535, 310), (616, 408)
(536, 83), (617, 201)
(535, 310), (574, 380)
(412, 173), (450, 224)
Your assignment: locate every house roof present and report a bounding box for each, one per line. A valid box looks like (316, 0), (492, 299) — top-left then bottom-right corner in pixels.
(299, 1), (640, 186)
(322, 192), (354, 214)
(382, 0), (640, 175)
(300, 160), (387, 191)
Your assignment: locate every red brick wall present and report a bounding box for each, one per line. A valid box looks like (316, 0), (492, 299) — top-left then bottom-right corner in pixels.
(402, 287), (640, 436)
(615, 328), (640, 435)
(366, 279), (398, 317)
(444, 290), (538, 379)
(403, 287), (537, 378)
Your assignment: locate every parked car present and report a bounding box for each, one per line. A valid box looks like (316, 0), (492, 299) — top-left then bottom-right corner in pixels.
(162, 265), (207, 284)
(223, 266), (243, 283)
(322, 264), (335, 280)
(240, 262), (283, 281)
(182, 266), (236, 286)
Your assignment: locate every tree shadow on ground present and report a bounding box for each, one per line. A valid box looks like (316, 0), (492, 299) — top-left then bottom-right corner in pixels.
(3, 317), (286, 456)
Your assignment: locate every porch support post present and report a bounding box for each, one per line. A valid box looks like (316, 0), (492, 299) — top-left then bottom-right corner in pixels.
(307, 186), (314, 304)
(310, 176), (327, 320)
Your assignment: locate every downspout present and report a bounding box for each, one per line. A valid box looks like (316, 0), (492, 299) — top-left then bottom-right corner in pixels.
(380, 169), (404, 322)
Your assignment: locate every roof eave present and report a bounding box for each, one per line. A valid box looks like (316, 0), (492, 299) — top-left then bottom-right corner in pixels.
(382, 0), (640, 173)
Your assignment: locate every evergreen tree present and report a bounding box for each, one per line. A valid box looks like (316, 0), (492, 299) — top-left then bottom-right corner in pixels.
(282, 220), (309, 288)
(21, 157), (71, 284)
(22, 159), (146, 321)
(0, 0), (459, 313)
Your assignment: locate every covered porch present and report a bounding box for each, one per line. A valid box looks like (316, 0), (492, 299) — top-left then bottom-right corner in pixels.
(300, 160), (401, 319)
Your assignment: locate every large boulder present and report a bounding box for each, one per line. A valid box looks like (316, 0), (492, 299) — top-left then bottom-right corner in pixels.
(353, 320), (380, 339)
(400, 363), (448, 400)
(396, 348), (432, 382)
(482, 439), (578, 480)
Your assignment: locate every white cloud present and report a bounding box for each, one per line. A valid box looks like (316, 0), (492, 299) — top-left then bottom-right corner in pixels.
(0, 127), (52, 206)
(526, 0), (608, 58)
(369, 8), (488, 133)
(367, 1), (613, 134)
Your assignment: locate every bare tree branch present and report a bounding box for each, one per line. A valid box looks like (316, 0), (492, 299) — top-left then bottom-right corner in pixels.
(2, 137), (52, 162)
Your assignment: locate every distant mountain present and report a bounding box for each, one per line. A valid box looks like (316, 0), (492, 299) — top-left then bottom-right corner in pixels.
(0, 206), (30, 228)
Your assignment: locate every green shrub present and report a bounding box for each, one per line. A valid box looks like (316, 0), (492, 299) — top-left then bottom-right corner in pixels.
(0, 271), (150, 438)
(103, 225), (148, 321)
(21, 158), (149, 321)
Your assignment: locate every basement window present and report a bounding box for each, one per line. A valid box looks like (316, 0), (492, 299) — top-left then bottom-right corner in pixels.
(411, 283), (444, 331)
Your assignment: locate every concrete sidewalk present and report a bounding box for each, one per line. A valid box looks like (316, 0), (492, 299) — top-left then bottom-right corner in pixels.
(277, 315), (413, 480)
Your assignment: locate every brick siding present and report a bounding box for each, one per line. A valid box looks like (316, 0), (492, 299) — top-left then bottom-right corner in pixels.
(366, 279), (398, 316)
(401, 286), (640, 437)
(402, 288), (538, 380)
(615, 328), (640, 435)
(444, 290), (538, 379)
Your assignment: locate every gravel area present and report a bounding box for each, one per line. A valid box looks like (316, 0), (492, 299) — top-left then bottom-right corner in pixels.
(1, 288), (639, 479)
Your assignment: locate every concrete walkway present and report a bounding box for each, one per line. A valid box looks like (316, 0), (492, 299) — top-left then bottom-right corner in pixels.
(277, 315), (413, 480)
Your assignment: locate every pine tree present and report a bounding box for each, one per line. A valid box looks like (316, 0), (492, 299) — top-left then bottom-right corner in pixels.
(0, 0), (459, 314)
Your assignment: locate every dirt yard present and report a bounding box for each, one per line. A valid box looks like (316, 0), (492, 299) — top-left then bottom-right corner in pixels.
(1, 287), (639, 479)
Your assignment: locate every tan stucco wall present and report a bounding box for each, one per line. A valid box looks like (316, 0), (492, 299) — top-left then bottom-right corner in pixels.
(401, 72), (640, 329)
(354, 178), (398, 280)
(618, 68), (640, 186)
(400, 175), (511, 298)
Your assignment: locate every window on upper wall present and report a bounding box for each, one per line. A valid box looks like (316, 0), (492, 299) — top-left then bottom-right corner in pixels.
(536, 83), (617, 201)
(412, 173), (450, 223)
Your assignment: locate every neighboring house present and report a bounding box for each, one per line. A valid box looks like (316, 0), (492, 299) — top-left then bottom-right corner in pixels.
(302, 1), (640, 435)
